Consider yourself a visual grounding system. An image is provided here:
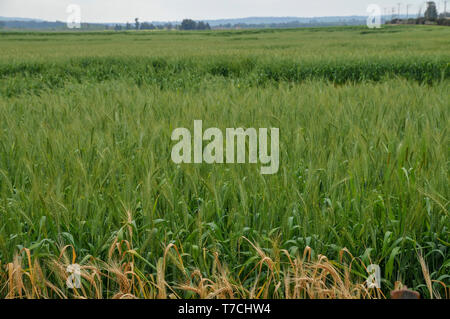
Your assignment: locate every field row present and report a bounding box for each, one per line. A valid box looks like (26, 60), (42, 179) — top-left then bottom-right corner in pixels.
(0, 56), (449, 98)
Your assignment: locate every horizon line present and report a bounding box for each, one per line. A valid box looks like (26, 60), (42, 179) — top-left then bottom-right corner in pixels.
(0, 14), (375, 24)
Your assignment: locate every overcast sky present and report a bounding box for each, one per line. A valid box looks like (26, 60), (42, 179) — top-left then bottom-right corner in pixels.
(0, 0), (443, 22)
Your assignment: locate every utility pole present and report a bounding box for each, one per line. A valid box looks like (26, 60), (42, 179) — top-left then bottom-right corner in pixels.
(398, 3), (402, 18)
(445, 0), (448, 16)
(417, 1), (425, 18)
(406, 4), (412, 19)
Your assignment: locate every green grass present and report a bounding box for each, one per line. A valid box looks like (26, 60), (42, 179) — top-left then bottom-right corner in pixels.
(0, 25), (448, 298)
(1, 25), (449, 62)
(0, 56), (448, 98)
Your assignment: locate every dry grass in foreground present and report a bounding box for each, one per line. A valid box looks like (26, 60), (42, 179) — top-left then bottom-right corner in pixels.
(1, 238), (447, 299)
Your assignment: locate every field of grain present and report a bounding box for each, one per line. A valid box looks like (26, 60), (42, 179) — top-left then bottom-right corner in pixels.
(0, 25), (448, 299)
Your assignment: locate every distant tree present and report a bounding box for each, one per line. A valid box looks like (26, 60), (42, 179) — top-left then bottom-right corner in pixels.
(135, 18), (140, 30)
(126, 22), (132, 30)
(140, 22), (156, 30)
(179, 19), (211, 30)
(180, 19), (197, 30)
(196, 21), (211, 30)
(114, 24), (122, 31)
(0, 21), (4, 29)
(166, 23), (173, 30)
(424, 1), (438, 21)
(197, 21), (206, 30)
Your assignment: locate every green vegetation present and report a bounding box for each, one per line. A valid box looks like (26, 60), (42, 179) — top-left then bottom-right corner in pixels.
(0, 25), (448, 299)
(0, 56), (448, 98)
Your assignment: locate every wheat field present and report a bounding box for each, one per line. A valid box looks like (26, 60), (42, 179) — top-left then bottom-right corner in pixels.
(0, 25), (448, 299)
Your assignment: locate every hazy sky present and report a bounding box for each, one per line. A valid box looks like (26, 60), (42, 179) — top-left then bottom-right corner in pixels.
(0, 0), (443, 22)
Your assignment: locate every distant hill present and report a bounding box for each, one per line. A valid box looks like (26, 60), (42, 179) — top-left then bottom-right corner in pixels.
(202, 16), (367, 26)
(142, 16), (368, 27)
(0, 15), (371, 30)
(0, 16), (43, 22)
(0, 16), (109, 30)
(0, 15), (368, 25)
